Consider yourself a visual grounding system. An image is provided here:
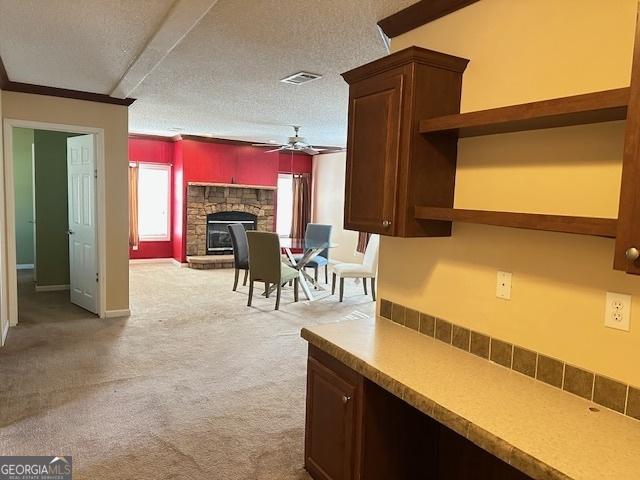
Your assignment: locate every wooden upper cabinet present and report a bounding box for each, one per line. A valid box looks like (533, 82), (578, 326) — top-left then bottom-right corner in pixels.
(342, 47), (469, 237)
(344, 72), (403, 235)
(615, 6), (640, 274)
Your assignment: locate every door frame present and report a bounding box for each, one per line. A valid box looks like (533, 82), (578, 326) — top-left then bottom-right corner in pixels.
(2, 119), (107, 327)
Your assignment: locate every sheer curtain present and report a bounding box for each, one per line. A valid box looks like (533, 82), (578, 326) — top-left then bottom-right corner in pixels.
(290, 173), (311, 238)
(129, 164), (140, 250)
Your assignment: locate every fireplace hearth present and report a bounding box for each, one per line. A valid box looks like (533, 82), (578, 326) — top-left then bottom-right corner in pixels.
(207, 211), (257, 254)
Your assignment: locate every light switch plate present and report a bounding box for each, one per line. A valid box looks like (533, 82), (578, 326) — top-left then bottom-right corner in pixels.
(496, 271), (512, 300)
(605, 292), (631, 331)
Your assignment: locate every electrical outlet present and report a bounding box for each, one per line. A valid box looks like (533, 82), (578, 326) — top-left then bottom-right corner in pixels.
(496, 271), (512, 300)
(605, 292), (631, 331)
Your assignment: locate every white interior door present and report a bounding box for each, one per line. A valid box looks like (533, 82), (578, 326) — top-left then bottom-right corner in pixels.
(67, 135), (98, 314)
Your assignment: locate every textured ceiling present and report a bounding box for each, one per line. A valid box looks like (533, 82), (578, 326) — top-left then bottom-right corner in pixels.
(0, 0), (418, 147)
(0, 0), (175, 93)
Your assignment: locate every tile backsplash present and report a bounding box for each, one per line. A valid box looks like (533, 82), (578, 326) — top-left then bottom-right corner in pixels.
(379, 298), (639, 422)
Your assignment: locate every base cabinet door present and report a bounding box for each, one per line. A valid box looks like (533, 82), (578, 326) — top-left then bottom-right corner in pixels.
(305, 355), (360, 480)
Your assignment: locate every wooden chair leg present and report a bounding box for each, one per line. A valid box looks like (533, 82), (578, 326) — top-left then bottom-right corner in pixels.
(371, 277), (376, 301)
(233, 268), (240, 291)
(243, 269), (248, 286)
(247, 281), (254, 306)
(314, 266), (318, 282)
(332, 273), (336, 295)
(275, 283), (281, 310)
(363, 277), (368, 295)
(265, 282), (270, 298)
(325, 265), (328, 284)
(339, 277), (344, 302)
(294, 278), (299, 302)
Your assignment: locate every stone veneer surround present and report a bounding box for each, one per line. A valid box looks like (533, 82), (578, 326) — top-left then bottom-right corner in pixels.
(186, 185), (275, 257)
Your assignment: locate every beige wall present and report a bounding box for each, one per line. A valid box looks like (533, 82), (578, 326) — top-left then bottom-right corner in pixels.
(1, 91), (129, 312)
(0, 88), (5, 331)
(312, 152), (360, 263)
(381, 0), (640, 386)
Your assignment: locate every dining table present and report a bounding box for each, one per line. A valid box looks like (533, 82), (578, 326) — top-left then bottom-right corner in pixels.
(279, 237), (338, 301)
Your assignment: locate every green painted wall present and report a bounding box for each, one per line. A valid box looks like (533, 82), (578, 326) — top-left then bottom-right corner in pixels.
(13, 128), (35, 266)
(34, 130), (78, 287)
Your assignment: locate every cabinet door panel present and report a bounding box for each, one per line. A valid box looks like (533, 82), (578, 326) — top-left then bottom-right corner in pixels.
(344, 73), (403, 234)
(616, 11), (640, 273)
(305, 357), (357, 480)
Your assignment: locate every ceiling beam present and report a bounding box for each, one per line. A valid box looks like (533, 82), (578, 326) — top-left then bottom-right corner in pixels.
(110, 0), (219, 99)
(378, 0), (481, 38)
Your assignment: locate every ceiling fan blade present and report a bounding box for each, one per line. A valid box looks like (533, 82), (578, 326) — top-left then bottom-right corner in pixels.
(302, 147), (321, 155)
(252, 143), (280, 147)
(265, 146), (287, 153)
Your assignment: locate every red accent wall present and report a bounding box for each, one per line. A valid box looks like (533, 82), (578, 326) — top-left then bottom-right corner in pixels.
(128, 136), (314, 262)
(182, 140), (280, 186)
(278, 152), (313, 174)
(129, 138), (175, 259)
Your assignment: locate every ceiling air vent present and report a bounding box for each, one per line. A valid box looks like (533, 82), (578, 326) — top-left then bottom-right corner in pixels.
(280, 71), (322, 85)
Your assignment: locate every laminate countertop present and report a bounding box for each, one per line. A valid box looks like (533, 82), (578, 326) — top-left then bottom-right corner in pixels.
(301, 317), (640, 480)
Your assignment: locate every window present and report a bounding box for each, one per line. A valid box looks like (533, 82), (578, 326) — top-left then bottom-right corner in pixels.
(276, 174), (293, 237)
(138, 163), (171, 241)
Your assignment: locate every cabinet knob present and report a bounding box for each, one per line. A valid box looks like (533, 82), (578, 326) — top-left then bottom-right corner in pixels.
(382, 220), (391, 229)
(342, 395), (351, 404)
(626, 247), (640, 261)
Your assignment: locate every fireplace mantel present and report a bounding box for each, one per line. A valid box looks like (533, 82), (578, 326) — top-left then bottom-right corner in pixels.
(187, 181), (276, 190)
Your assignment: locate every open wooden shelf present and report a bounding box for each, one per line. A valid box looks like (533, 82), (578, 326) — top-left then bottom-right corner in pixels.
(419, 88), (629, 138)
(414, 206), (618, 237)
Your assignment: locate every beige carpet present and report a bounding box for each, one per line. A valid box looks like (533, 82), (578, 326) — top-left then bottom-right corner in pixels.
(0, 264), (375, 479)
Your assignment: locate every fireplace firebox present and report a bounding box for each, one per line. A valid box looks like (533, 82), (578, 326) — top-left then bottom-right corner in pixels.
(206, 211), (257, 254)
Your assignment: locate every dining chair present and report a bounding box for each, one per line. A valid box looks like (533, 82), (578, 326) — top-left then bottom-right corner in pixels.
(228, 223), (250, 291)
(247, 231), (299, 310)
(332, 234), (380, 302)
(293, 223), (332, 283)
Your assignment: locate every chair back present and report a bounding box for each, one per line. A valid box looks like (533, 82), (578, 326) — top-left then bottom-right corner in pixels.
(362, 234), (380, 274)
(304, 223), (332, 259)
(246, 231), (282, 283)
(228, 223), (249, 270)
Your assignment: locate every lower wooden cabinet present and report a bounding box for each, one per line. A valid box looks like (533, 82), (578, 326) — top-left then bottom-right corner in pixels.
(305, 346), (362, 480)
(304, 345), (532, 480)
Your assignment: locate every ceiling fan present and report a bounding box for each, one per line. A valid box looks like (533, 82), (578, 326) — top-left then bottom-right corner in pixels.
(252, 126), (326, 155)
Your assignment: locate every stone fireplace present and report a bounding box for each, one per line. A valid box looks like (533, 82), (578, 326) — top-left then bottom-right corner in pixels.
(186, 183), (275, 257)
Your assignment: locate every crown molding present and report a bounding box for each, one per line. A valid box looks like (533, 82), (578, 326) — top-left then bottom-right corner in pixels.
(130, 132), (344, 154)
(378, 0), (480, 38)
(0, 53), (135, 106)
(0, 55), (9, 89)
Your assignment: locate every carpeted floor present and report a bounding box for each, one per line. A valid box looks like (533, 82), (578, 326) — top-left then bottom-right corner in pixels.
(0, 264), (375, 479)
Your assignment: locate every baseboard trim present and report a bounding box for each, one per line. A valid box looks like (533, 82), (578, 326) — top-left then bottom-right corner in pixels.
(2, 321), (9, 344)
(35, 284), (70, 292)
(129, 258), (174, 264)
(129, 258), (186, 267)
(104, 309), (131, 318)
(16, 264), (34, 270)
